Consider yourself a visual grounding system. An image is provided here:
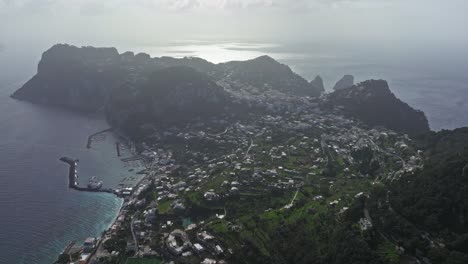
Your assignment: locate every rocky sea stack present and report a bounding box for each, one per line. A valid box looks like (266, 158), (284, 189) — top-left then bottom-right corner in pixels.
(310, 75), (325, 93)
(333, 74), (354, 91)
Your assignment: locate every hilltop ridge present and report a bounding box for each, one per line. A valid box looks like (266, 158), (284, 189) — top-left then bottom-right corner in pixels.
(13, 44), (429, 137)
(324, 79), (430, 136)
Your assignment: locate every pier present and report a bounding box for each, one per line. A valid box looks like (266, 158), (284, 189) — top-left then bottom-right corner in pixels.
(116, 142), (121, 157)
(59, 157), (116, 195)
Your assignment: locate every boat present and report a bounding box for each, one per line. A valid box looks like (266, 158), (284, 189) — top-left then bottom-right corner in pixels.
(87, 176), (103, 190)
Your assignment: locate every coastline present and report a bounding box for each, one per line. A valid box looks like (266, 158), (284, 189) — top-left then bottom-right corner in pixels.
(55, 129), (148, 263)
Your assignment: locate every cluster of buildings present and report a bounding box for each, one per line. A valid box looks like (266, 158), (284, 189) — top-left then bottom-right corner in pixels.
(60, 94), (423, 264)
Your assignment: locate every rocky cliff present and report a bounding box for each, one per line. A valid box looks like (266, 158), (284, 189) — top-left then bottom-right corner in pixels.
(11, 44), (125, 111)
(325, 79), (430, 135)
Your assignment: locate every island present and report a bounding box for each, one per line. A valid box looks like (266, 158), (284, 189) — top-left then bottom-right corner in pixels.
(12, 44), (467, 264)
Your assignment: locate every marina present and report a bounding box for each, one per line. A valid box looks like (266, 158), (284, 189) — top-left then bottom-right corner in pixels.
(60, 157), (117, 195)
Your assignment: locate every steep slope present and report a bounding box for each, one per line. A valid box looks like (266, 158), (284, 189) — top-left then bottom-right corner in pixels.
(366, 128), (468, 263)
(393, 128), (468, 234)
(217, 55), (323, 97)
(325, 80), (430, 136)
(106, 66), (235, 136)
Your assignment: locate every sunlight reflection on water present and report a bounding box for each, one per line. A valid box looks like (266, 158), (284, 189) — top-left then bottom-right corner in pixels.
(120, 41), (298, 63)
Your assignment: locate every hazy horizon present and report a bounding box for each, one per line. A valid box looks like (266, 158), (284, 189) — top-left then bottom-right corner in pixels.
(1, 0), (468, 52)
(1, 0), (468, 131)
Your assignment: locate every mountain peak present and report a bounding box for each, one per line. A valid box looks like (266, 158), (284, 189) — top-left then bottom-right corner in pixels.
(244, 55), (282, 67)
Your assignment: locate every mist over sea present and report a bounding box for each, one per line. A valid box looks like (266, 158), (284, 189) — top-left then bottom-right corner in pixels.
(0, 40), (466, 263)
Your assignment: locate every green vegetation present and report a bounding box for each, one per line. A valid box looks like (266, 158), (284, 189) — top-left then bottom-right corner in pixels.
(157, 200), (172, 214)
(367, 128), (468, 263)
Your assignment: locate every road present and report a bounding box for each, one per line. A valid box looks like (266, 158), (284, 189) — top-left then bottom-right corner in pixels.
(282, 188), (300, 210)
(207, 126), (230, 137)
(244, 139), (254, 160)
(130, 216), (139, 256)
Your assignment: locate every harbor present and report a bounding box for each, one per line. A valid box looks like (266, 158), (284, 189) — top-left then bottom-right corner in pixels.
(59, 157), (116, 195)
(54, 128), (151, 263)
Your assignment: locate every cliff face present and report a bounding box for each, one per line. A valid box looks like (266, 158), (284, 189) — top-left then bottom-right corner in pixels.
(12, 44), (126, 111)
(326, 80), (430, 136)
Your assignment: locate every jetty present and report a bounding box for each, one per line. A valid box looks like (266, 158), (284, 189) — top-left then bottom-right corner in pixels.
(116, 142), (121, 156)
(121, 156), (142, 162)
(86, 128), (113, 149)
(59, 157), (116, 195)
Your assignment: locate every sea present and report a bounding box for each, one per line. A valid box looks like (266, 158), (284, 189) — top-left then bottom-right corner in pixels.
(0, 40), (467, 264)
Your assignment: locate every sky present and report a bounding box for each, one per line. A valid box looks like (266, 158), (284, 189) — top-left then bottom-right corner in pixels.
(0, 0), (467, 131)
(1, 0), (468, 51)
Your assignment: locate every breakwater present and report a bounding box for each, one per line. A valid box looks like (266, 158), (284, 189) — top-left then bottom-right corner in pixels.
(86, 128), (113, 149)
(116, 142), (121, 157)
(59, 157), (116, 195)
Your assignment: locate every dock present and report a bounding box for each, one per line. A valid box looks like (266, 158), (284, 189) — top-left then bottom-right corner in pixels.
(121, 156), (142, 162)
(59, 157), (116, 195)
(116, 142), (121, 157)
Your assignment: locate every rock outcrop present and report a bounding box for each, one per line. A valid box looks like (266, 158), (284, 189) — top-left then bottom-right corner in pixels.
(325, 80), (430, 136)
(310, 75), (325, 93)
(333, 75), (354, 91)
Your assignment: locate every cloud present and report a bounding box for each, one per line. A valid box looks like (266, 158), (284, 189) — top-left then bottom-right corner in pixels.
(0, 0), (398, 13)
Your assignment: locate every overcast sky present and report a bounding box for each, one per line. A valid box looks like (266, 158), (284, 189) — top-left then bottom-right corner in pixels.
(1, 0), (468, 53)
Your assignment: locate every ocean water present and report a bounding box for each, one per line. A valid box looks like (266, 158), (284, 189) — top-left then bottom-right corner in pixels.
(0, 83), (123, 264)
(0, 40), (466, 264)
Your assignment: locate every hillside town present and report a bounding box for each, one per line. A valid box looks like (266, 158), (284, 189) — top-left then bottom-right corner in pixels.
(56, 100), (422, 264)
